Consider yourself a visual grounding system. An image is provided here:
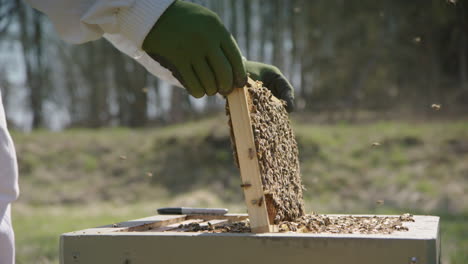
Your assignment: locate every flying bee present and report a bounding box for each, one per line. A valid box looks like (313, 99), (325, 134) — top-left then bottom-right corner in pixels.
(431, 104), (441, 111)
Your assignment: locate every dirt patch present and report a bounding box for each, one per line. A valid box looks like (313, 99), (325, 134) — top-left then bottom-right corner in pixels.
(226, 81), (305, 223)
(177, 213), (415, 234)
(446, 139), (468, 155)
(382, 136), (424, 147)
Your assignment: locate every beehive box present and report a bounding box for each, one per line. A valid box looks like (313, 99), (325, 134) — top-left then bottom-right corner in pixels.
(60, 213), (440, 264)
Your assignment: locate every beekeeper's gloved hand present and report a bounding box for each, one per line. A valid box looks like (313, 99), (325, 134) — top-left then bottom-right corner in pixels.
(245, 61), (296, 112)
(143, 0), (247, 98)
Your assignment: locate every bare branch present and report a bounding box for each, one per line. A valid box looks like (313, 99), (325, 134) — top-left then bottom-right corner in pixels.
(0, 1), (17, 21)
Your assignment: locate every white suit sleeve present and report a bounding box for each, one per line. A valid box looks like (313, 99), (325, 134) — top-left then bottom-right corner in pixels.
(0, 92), (19, 207)
(26, 0), (182, 87)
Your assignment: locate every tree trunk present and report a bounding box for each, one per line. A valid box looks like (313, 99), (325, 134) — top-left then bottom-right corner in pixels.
(272, 0), (284, 70)
(128, 60), (149, 127)
(459, 2), (468, 93)
(230, 0), (237, 39)
(243, 0), (251, 58)
(18, 1), (45, 129)
(168, 87), (185, 123)
(259, 3), (269, 62)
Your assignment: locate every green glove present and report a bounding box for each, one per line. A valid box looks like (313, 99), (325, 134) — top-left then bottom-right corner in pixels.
(245, 61), (295, 112)
(143, 0), (247, 98)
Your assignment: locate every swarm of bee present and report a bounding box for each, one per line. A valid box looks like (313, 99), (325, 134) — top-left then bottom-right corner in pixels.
(277, 213), (414, 234)
(226, 81), (305, 223)
(178, 220), (251, 233)
(179, 214), (414, 234)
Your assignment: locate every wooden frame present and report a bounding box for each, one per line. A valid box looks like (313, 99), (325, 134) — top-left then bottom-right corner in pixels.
(227, 78), (276, 233)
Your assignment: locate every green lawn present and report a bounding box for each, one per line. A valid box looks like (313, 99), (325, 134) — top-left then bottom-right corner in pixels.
(11, 117), (468, 263)
(14, 198), (245, 264)
(14, 203), (152, 264)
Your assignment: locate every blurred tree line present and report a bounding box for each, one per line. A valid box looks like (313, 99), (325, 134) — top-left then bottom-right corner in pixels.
(0, 0), (467, 129)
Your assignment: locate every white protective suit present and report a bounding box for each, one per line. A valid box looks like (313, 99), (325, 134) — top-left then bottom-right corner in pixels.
(0, 91), (18, 264)
(1, 0), (183, 262)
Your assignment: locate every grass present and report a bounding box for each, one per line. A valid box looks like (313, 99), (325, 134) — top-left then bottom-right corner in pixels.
(14, 197), (245, 264)
(440, 214), (468, 264)
(14, 203), (152, 264)
(10, 116), (468, 263)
